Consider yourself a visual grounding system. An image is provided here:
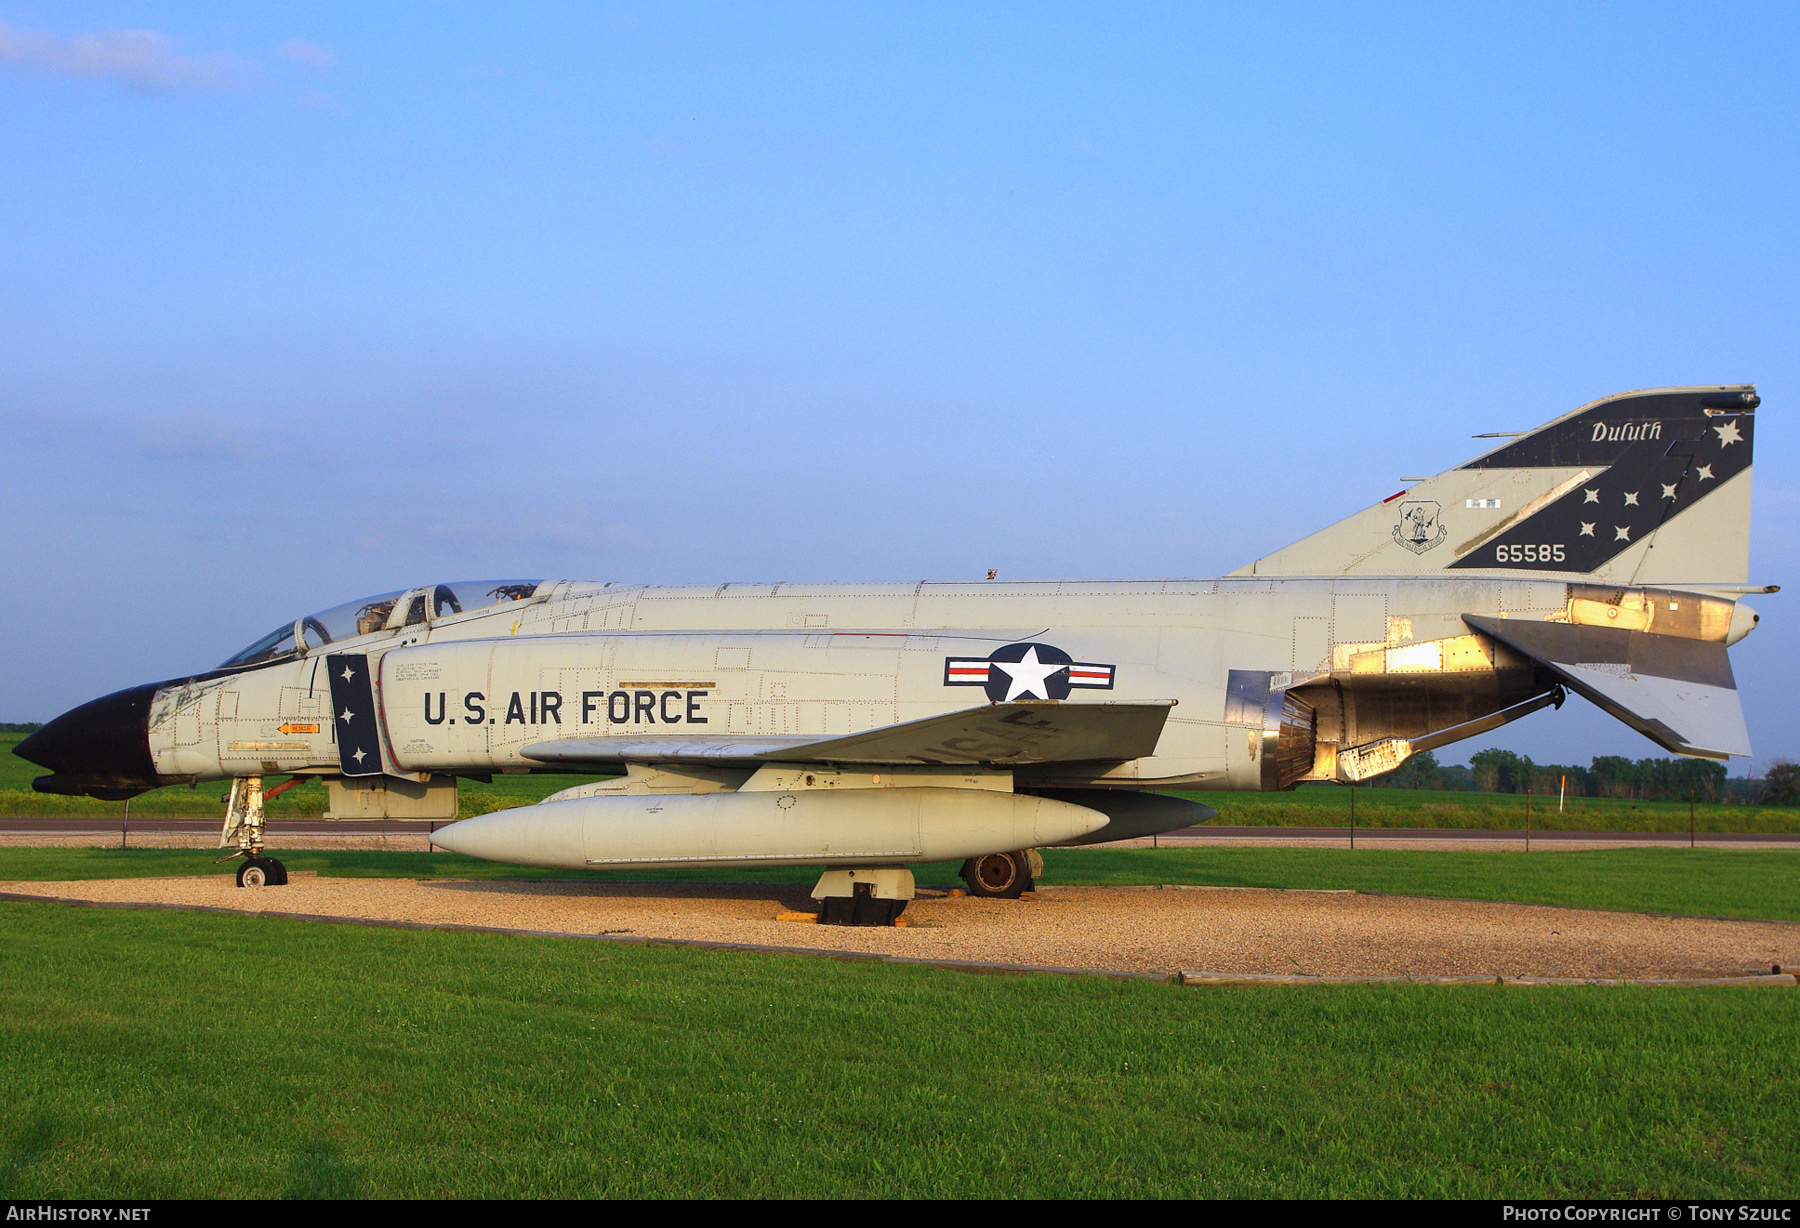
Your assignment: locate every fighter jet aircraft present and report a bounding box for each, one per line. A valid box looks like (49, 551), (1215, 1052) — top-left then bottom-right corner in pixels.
(15, 385), (1770, 924)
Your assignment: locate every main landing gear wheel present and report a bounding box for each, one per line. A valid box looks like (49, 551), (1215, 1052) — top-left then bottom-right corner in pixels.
(236, 857), (288, 888)
(961, 851), (1034, 899)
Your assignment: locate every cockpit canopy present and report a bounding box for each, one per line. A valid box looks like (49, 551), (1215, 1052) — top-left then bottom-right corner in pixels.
(219, 580), (545, 669)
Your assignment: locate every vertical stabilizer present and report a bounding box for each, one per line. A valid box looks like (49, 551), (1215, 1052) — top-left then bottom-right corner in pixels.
(1233, 386), (1757, 584)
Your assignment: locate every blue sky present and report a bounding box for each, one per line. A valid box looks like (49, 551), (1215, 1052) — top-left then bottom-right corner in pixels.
(2, 3), (1797, 769)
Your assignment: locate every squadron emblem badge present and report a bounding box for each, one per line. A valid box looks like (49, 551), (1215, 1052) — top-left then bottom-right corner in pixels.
(1392, 499), (1447, 554)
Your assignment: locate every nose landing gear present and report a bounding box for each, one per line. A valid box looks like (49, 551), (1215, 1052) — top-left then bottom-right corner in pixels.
(219, 776), (289, 888)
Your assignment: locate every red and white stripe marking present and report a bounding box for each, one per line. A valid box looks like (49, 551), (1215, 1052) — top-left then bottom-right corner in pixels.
(945, 661), (994, 682)
(944, 657), (1115, 689)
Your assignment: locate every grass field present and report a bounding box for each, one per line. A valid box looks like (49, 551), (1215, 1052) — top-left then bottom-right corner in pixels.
(4, 844), (1798, 924)
(0, 901), (1794, 1198)
(5, 733), (1797, 832)
(1169, 786), (1800, 835)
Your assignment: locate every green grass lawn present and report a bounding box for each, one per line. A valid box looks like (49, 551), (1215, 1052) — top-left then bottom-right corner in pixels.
(1174, 784), (1800, 834)
(0, 902), (1793, 1198)
(4, 845), (1797, 924)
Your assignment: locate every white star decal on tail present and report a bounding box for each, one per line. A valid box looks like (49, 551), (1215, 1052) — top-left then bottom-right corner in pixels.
(1661, 483), (1678, 500)
(1696, 464), (1715, 481)
(1579, 522), (1595, 536)
(1614, 525), (1631, 542)
(1583, 489), (1600, 503)
(1715, 421), (1744, 447)
(988, 646), (1066, 702)
(1623, 491), (1639, 506)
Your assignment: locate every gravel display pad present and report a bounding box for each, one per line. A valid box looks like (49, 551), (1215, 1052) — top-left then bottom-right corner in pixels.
(4, 873), (1797, 980)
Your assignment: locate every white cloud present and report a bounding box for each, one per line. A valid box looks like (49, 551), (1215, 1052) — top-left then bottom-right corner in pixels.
(0, 18), (252, 93)
(275, 39), (336, 70)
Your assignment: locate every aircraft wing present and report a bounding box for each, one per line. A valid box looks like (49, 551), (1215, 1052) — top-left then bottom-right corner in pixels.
(1463, 615), (1750, 760)
(521, 701), (1175, 768)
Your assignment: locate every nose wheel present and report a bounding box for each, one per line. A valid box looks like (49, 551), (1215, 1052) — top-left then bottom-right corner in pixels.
(235, 857), (289, 888)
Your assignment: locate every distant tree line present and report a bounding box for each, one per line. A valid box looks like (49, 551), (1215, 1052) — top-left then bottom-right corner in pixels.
(1380, 748), (1754, 803)
(1758, 761), (1800, 805)
(0, 723), (41, 734)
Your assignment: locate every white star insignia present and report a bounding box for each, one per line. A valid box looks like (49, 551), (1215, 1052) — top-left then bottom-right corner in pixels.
(1583, 489), (1600, 503)
(1623, 491), (1639, 506)
(988, 646), (1067, 702)
(339, 708), (354, 723)
(352, 747), (367, 764)
(1696, 464), (1715, 481)
(1579, 522), (1595, 537)
(1614, 525), (1631, 542)
(1661, 483), (1678, 500)
(1715, 421), (1744, 447)
(341, 665), (356, 682)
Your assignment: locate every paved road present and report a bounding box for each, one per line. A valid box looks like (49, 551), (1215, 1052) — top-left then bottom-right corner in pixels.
(5, 817), (1796, 844)
(1164, 825), (1800, 844)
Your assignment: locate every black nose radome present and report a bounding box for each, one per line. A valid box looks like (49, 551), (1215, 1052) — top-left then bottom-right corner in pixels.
(15, 683), (163, 797)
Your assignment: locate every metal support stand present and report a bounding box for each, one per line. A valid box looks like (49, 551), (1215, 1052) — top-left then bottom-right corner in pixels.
(811, 868), (914, 926)
(120, 798), (130, 851)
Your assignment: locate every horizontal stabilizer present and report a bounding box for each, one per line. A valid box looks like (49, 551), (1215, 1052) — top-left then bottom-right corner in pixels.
(1463, 615), (1749, 759)
(523, 701), (1176, 768)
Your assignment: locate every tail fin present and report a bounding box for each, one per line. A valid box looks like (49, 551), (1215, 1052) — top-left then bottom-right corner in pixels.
(1234, 385), (1758, 585)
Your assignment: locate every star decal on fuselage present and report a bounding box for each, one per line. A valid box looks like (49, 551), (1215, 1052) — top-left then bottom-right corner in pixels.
(341, 665), (356, 682)
(339, 707), (354, 723)
(352, 747), (367, 764)
(990, 646), (1071, 702)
